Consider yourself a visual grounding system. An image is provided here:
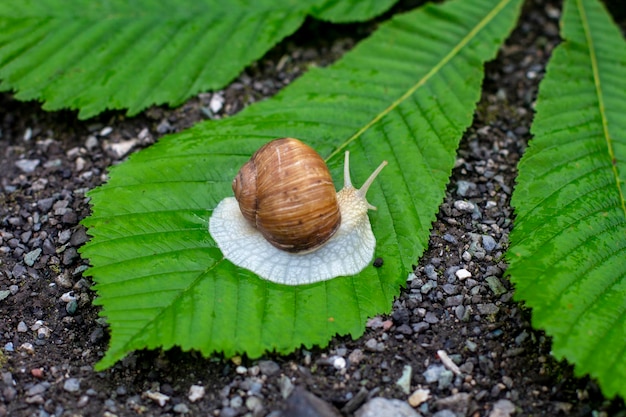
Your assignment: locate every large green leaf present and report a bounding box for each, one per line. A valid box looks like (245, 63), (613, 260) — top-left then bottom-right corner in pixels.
(508, 0), (626, 399)
(81, 0), (523, 370)
(0, 0), (397, 119)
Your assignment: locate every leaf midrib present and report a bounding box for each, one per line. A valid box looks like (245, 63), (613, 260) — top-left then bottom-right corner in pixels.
(324, 0), (514, 162)
(577, 0), (626, 219)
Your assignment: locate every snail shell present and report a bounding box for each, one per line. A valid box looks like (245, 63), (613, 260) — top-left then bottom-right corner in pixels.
(209, 138), (387, 285)
(232, 138), (340, 252)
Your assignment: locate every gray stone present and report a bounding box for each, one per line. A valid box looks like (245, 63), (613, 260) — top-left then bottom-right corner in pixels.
(245, 396), (263, 412)
(482, 235), (497, 252)
(477, 303), (499, 315)
(15, 159), (40, 173)
(489, 399), (516, 417)
(445, 295), (464, 307)
(435, 393), (471, 415)
(412, 322), (429, 333)
(63, 378), (80, 393)
(284, 386), (342, 417)
(456, 181), (476, 197)
(356, 397), (421, 417)
(258, 360), (280, 376)
(442, 233), (457, 244)
(424, 312), (439, 324)
(423, 264), (438, 280)
(396, 365), (412, 394)
(485, 276), (507, 296)
(454, 200), (475, 213)
(437, 370), (454, 389)
(24, 248), (42, 266)
(26, 382), (50, 397)
(421, 280), (437, 294)
(423, 365), (446, 383)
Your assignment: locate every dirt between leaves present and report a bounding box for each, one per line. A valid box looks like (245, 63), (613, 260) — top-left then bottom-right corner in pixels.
(1, 1), (625, 416)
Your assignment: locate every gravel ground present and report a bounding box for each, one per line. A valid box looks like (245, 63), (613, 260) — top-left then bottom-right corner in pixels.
(1, 1), (625, 416)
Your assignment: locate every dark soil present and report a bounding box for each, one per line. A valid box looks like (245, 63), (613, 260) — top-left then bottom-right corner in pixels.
(1, 1), (625, 416)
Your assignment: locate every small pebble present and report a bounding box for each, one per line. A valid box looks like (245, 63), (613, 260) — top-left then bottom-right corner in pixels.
(229, 395), (243, 408)
(17, 322), (28, 333)
(258, 360), (280, 376)
(454, 200), (475, 212)
(348, 349), (364, 365)
(279, 375), (294, 399)
(486, 276), (507, 296)
(396, 365), (412, 394)
(188, 384), (205, 402)
(19, 343), (35, 354)
(408, 388), (430, 407)
(209, 94), (224, 113)
(424, 312), (439, 324)
(173, 403), (190, 414)
(489, 399), (516, 417)
(24, 248), (42, 266)
(482, 235), (497, 252)
(245, 396), (263, 412)
(63, 378), (81, 393)
(15, 159), (40, 173)
(145, 390), (170, 407)
(66, 299), (78, 315)
(423, 365), (446, 383)
(356, 397), (420, 417)
(106, 139), (138, 158)
(455, 269), (472, 280)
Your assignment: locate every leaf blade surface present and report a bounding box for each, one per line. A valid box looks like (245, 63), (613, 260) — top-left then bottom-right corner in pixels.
(81, 0), (524, 369)
(508, 0), (626, 399)
(0, 0), (397, 118)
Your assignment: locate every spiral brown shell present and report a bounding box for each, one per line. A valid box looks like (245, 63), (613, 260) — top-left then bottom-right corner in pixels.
(232, 138), (341, 253)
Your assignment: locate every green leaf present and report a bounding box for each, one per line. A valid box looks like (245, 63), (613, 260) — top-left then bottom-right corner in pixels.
(81, 0), (524, 370)
(508, 0), (626, 399)
(0, 0), (397, 119)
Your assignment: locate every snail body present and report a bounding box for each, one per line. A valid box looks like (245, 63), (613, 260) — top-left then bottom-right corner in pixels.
(209, 138), (387, 285)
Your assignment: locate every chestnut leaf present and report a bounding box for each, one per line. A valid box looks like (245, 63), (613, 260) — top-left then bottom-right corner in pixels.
(80, 0), (524, 370)
(0, 0), (397, 119)
(508, 0), (626, 399)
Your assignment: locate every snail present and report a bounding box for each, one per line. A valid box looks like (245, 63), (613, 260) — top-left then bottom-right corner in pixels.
(209, 138), (387, 285)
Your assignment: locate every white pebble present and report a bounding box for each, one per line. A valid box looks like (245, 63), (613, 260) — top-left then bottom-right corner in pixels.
(188, 384), (205, 402)
(145, 390), (170, 407)
(437, 350), (461, 376)
(235, 365), (247, 374)
(209, 93), (224, 113)
(61, 291), (77, 303)
(331, 356), (346, 370)
(99, 126), (113, 136)
(454, 200), (475, 212)
(106, 139), (138, 158)
(17, 322), (28, 332)
(19, 343), (35, 354)
(455, 269), (472, 280)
